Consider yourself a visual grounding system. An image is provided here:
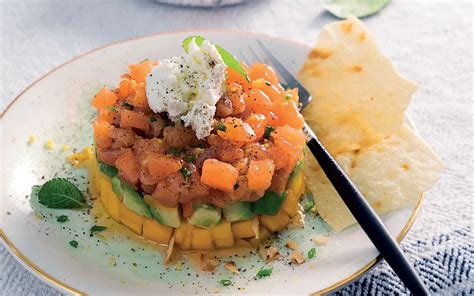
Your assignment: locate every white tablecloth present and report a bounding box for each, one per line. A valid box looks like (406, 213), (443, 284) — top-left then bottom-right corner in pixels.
(1, 0), (472, 295)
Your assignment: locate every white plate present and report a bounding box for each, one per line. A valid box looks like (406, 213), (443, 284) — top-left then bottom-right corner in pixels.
(0, 31), (421, 295)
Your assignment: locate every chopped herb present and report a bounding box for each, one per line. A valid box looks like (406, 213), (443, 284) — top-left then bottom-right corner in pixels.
(216, 122), (227, 132)
(90, 225), (107, 233)
(167, 147), (180, 156)
(233, 183), (240, 190)
(265, 81), (271, 86)
(219, 279), (233, 286)
(69, 240), (78, 248)
(105, 106), (117, 112)
(122, 102), (134, 110)
(284, 94), (293, 101)
(308, 247), (316, 259)
(149, 116), (157, 123)
(180, 167), (192, 180)
(263, 125), (274, 140)
(99, 161), (118, 178)
(56, 215), (68, 223)
(38, 178), (88, 209)
(280, 82), (289, 90)
(185, 155), (196, 163)
(303, 198), (315, 213)
(256, 267), (273, 278)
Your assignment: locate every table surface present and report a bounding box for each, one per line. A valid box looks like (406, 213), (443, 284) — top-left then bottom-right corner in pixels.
(1, 0), (472, 295)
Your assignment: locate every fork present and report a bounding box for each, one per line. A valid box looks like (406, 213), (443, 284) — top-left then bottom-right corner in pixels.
(239, 40), (429, 295)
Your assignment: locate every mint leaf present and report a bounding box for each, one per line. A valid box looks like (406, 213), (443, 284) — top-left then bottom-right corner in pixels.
(38, 178), (88, 209)
(182, 35), (205, 52)
(215, 45), (250, 82)
(256, 267), (273, 278)
(253, 191), (287, 215)
(324, 0), (390, 19)
(182, 36), (249, 82)
(91, 225), (106, 233)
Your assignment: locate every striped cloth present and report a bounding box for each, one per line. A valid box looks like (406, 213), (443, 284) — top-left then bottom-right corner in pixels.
(1, 1), (472, 295)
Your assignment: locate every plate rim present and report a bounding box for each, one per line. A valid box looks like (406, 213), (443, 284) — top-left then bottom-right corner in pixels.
(0, 29), (424, 296)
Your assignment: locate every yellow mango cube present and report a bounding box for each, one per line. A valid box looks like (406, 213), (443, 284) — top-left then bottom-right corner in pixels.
(191, 228), (214, 250)
(143, 219), (173, 245)
(215, 237), (234, 249)
(175, 223), (194, 250)
(119, 202), (145, 234)
(288, 170), (305, 197)
(259, 210), (290, 233)
(211, 222), (232, 240)
(104, 190), (121, 221)
(181, 233), (193, 250)
(281, 189), (299, 217)
(231, 219), (255, 238)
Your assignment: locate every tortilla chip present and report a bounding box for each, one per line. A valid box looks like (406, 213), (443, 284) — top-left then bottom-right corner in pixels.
(299, 16), (443, 231)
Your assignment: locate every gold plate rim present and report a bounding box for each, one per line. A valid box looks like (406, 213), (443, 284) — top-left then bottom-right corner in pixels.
(0, 29), (424, 296)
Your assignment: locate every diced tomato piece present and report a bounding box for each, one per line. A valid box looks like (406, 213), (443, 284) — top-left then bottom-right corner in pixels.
(128, 60), (157, 84)
(129, 84), (148, 108)
(244, 113), (267, 140)
(249, 62), (279, 85)
(92, 87), (118, 109)
(97, 108), (118, 124)
(119, 109), (150, 132)
(217, 117), (256, 143)
(247, 159), (275, 191)
(144, 153), (183, 180)
(115, 149), (140, 185)
(201, 159), (238, 192)
(244, 90), (273, 115)
(271, 125), (306, 156)
(272, 99), (304, 129)
(93, 120), (113, 148)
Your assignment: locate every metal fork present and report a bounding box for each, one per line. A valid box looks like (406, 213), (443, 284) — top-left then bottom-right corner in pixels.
(239, 40), (429, 295)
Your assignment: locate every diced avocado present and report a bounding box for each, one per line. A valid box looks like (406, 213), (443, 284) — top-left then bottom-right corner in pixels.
(111, 176), (124, 198)
(144, 195), (181, 228)
(222, 202), (255, 222)
(99, 161), (118, 178)
(188, 204), (221, 229)
(121, 181), (152, 218)
(253, 190), (287, 215)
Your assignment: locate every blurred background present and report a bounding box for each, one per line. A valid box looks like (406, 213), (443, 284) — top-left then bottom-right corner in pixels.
(1, 0), (472, 295)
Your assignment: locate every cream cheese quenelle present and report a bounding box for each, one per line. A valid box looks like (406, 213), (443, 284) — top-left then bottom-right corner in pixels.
(146, 38), (227, 139)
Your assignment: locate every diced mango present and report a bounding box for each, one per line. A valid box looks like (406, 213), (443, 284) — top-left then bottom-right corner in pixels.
(249, 226), (271, 246)
(215, 237), (234, 249)
(175, 223), (194, 250)
(191, 228), (214, 250)
(119, 202), (145, 234)
(234, 238), (252, 247)
(182, 233), (193, 250)
(143, 219), (173, 245)
(288, 170), (305, 197)
(281, 189), (299, 217)
(259, 210), (290, 233)
(211, 222), (233, 240)
(231, 219), (255, 238)
(104, 190), (121, 221)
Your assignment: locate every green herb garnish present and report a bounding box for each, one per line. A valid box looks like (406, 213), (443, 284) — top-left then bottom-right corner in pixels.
(216, 122), (227, 132)
(265, 81), (271, 86)
(105, 106), (117, 112)
(308, 248), (316, 259)
(303, 198), (315, 213)
(180, 167), (192, 180)
(90, 225), (107, 233)
(284, 94), (293, 101)
(122, 101), (134, 110)
(167, 147), (180, 156)
(185, 155), (196, 163)
(233, 183), (240, 190)
(149, 116), (157, 123)
(253, 191), (287, 215)
(263, 125), (274, 140)
(219, 279), (233, 286)
(38, 178), (88, 209)
(256, 267), (273, 278)
(56, 215), (69, 223)
(280, 82), (289, 90)
(182, 35), (249, 82)
(69, 240), (78, 248)
(99, 161), (118, 178)
(324, 0), (390, 19)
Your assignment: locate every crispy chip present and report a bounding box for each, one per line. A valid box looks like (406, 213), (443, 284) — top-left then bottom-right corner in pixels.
(299, 16), (443, 231)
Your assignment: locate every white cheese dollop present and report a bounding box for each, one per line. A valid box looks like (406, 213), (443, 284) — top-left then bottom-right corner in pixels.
(146, 39), (227, 139)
